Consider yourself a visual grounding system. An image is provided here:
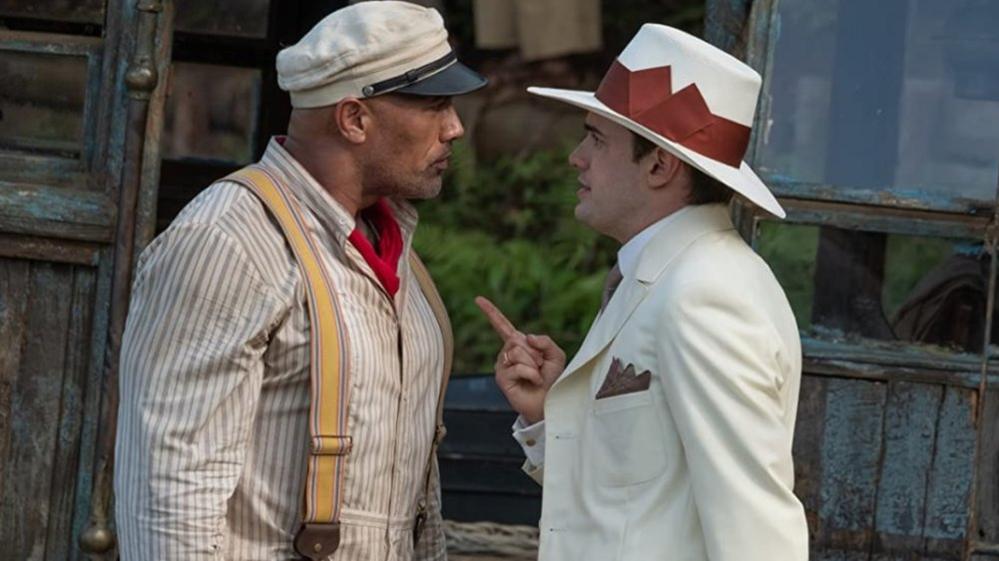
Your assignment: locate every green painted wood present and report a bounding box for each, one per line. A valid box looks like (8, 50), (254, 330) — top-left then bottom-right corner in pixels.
(0, 1), (105, 25)
(0, 30), (102, 59)
(781, 200), (989, 242)
(68, 249), (114, 561)
(923, 387), (975, 543)
(0, 258), (31, 491)
(975, 387), (999, 553)
(0, 261), (75, 558)
(703, 0), (752, 57)
(133, 1), (174, 253)
(870, 555), (952, 561)
(0, 1), (170, 558)
(791, 377), (976, 560)
(0, 153), (88, 189)
(819, 378), (888, 550)
(0, 259), (101, 560)
(742, 0), (777, 166)
(0, 182), (113, 243)
(44, 266), (97, 561)
(802, 336), (999, 390)
(793, 374), (826, 539)
(0, 234), (102, 266)
(873, 382), (942, 553)
(811, 549), (870, 561)
(767, 176), (994, 217)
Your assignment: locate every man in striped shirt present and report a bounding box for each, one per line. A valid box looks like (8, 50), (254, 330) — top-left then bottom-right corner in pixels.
(114, 3), (486, 560)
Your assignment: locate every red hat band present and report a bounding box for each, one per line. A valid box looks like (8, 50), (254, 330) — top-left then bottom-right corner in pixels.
(594, 60), (751, 167)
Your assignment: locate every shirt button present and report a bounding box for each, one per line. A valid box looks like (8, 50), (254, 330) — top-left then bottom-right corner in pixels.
(525, 439), (537, 447)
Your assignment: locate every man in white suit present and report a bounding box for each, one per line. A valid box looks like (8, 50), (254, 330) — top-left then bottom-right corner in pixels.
(476, 25), (809, 561)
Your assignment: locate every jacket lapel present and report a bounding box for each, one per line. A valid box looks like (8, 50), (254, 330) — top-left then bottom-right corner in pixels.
(552, 204), (736, 389)
(555, 276), (648, 385)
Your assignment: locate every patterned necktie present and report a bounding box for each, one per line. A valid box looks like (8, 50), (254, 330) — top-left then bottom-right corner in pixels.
(600, 263), (623, 312)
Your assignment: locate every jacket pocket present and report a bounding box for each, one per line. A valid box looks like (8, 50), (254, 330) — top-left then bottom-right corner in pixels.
(586, 391), (668, 487)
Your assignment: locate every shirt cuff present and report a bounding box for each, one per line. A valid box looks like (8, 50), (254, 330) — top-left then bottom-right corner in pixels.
(512, 416), (546, 468)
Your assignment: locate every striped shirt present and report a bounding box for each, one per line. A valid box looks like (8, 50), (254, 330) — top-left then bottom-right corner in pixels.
(114, 138), (447, 561)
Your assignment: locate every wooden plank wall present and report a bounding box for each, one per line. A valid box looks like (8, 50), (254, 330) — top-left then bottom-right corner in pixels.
(794, 375), (975, 560)
(973, 386), (999, 560)
(0, 257), (100, 560)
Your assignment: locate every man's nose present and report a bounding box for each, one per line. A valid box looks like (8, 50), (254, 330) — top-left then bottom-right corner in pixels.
(441, 105), (465, 142)
(568, 143), (587, 169)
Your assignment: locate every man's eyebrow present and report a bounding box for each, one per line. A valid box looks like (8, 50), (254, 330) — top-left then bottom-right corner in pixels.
(583, 123), (604, 138)
(425, 95), (450, 107)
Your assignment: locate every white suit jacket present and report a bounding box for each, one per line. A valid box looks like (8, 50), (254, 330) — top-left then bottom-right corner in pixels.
(528, 204), (808, 561)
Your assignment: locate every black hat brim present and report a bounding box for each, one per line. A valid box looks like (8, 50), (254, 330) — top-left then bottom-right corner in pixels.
(396, 62), (487, 97)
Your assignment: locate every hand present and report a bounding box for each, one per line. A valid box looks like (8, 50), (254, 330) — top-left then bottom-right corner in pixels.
(475, 296), (566, 424)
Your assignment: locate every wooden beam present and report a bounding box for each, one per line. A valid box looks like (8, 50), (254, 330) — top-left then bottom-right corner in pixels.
(0, 234), (101, 266)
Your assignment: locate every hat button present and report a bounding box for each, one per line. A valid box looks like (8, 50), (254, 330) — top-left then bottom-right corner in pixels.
(362, 85), (374, 97)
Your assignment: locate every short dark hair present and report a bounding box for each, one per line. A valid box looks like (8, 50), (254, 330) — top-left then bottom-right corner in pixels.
(631, 132), (733, 206)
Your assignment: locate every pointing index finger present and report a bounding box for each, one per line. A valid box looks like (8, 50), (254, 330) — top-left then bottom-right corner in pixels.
(475, 296), (519, 341)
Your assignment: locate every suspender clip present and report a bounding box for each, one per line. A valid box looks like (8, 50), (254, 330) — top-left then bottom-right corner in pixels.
(294, 522), (341, 561)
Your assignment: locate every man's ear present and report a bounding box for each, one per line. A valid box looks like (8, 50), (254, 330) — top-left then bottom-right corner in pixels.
(647, 147), (685, 191)
(331, 98), (369, 144)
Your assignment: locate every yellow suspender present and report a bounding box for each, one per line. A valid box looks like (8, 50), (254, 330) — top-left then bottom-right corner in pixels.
(225, 166), (453, 560)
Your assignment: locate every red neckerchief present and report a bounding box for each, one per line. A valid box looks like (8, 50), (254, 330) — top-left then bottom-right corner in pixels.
(347, 198), (403, 297)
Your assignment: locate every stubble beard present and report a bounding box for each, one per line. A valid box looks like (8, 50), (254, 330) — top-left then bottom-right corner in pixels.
(365, 163), (442, 201)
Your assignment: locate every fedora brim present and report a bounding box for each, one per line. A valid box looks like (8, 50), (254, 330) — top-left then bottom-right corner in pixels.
(527, 86), (785, 219)
(397, 61), (488, 97)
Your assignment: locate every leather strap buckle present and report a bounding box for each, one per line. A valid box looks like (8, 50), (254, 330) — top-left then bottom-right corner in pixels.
(433, 424), (447, 446)
(294, 522), (341, 561)
(412, 499), (428, 545)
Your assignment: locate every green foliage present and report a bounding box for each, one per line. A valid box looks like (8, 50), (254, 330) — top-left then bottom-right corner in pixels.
(755, 221), (819, 329)
(883, 235), (953, 319)
(756, 221), (962, 332)
(413, 141), (616, 374)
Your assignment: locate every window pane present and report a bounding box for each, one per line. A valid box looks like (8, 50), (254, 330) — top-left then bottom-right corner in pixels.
(174, 0), (269, 38)
(757, 221), (989, 352)
(756, 222), (819, 330)
(0, 0), (104, 25)
(162, 62), (260, 164)
(0, 51), (86, 156)
(757, 0), (999, 207)
(887, 235), (989, 353)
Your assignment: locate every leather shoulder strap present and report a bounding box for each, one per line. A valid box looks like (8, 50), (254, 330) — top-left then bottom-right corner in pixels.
(407, 251), (453, 539)
(408, 251), (454, 431)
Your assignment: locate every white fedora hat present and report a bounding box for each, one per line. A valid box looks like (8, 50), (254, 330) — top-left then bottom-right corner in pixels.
(528, 24), (784, 218)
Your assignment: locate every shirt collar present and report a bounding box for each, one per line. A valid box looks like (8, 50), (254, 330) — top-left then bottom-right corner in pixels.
(258, 136), (420, 246)
(616, 205), (693, 280)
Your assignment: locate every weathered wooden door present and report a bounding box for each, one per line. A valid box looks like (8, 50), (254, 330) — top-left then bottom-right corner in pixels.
(0, 1), (172, 559)
(706, 0), (999, 559)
